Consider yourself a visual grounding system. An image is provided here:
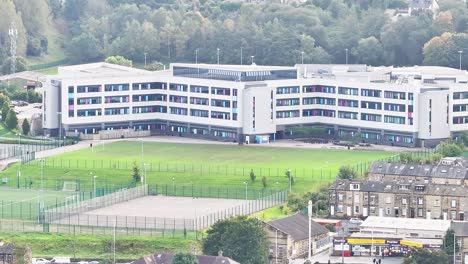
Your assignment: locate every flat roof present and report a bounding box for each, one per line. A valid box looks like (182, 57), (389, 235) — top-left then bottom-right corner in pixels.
(171, 63), (296, 72)
(361, 216), (451, 232)
(57, 62), (152, 78)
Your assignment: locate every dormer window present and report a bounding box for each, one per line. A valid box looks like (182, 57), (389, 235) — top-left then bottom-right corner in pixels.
(350, 183), (360, 191)
(415, 185), (426, 192)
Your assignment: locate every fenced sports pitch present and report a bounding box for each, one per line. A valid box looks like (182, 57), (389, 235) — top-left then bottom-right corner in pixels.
(0, 187), (87, 220)
(44, 185), (287, 231)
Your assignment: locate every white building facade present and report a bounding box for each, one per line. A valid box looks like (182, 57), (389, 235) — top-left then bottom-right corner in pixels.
(43, 63), (468, 147)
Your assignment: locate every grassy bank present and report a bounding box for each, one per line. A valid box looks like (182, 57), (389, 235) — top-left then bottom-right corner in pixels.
(0, 231), (199, 259)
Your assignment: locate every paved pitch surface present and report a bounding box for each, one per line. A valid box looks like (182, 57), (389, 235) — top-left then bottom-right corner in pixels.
(83, 196), (247, 218)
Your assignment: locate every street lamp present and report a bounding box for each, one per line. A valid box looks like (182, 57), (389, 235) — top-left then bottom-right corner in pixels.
(93, 175), (98, 198)
(16, 133), (21, 189)
(287, 169), (292, 193)
(38, 159), (45, 211)
(459, 50), (463, 70)
(140, 139), (144, 184)
(144, 52), (147, 67)
(195, 49), (198, 64)
(143, 163), (148, 185)
(345, 49), (349, 65)
(251, 55), (255, 65)
(301, 51), (305, 65)
(217, 48), (220, 64)
(57, 112), (62, 147)
(172, 177), (175, 193)
(243, 181), (248, 200)
(240, 47), (243, 65)
(308, 200), (313, 261)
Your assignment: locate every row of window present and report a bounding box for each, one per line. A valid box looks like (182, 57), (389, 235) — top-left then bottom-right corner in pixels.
(71, 85), (238, 96)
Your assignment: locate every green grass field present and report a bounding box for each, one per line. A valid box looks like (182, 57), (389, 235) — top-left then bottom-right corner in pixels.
(0, 187), (87, 220)
(2, 141), (395, 193)
(0, 231), (198, 259)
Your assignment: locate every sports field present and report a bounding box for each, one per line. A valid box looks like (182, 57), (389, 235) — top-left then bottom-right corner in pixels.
(2, 141), (395, 192)
(0, 187), (84, 220)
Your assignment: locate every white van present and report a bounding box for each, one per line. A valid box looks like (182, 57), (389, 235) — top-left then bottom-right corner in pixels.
(50, 257), (71, 264)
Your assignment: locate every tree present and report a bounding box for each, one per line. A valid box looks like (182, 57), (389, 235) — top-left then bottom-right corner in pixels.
(131, 161), (141, 183)
(66, 33), (104, 63)
(403, 248), (449, 264)
(105, 56), (132, 67)
(423, 33), (468, 69)
(5, 110), (18, 130)
(0, 94), (10, 110)
(337, 165), (357, 180)
(438, 142), (463, 157)
(22, 119), (30, 135)
(202, 216), (269, 264)
(351, 37), (384, 66)
(262, 176), (267, 188)
(443, 229), (457, 256)
(171, 253), (198, 264)
(399, 152), (413, 163)
(249, 169), (256, 182)
(1, 57), (29, 75)
(1, 102), (10, 122)
(145, 62), (165, 71)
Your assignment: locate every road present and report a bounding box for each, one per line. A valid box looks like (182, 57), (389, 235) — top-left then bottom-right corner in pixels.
(290, 250), (404, 264)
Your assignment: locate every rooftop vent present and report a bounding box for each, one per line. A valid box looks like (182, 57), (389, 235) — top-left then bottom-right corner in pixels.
(409, 166), (415, 170)
(441, 169), (447, 173)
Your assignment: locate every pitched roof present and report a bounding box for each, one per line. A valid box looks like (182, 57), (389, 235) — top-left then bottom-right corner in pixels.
(132, 253), (240, 264)
(452, 221), (468, 237)
(266, 212), (328, 240)
(369, 161), (468, 179)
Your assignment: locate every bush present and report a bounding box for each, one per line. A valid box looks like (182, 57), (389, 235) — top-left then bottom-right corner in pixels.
(5, 110), (18, 130)
(438, 142), (463, 157)
(22, 119), (30, 135)
(249, 169), (256, 182)
(262, 176), (267, 188)
(337, 165), (357, 180)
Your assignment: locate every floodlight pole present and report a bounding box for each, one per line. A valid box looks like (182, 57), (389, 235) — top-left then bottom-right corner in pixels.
(459, 51), (463, 70)
(243, 181), (248, 200)
(93, 175), (97, 198)
(288, 169), (292, 192)
(39, 159), (45, 212)
(140, 139), (144, 184)
(16, 133), (21, 189)
(308, 200), (312, 261)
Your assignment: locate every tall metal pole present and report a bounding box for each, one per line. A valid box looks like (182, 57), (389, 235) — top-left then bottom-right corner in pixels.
(172, 177), (175, 193)
(454, 233), (456, 264)
(144, 52), (147, 68)
(93, 176), (97, 198)
(40, 159), (44, 212)
(113, 219), (116, 264)
(217, 48), (220, 64)
(345, 49), (348, 65)
(288, 169), (292, 192)
(308, 200), (312, 261)
(57, 112), (62, 146)
(17, 134), (21, 188)
(140, 139), (144, 183)
(240, 47), (243, 65)
(459, 51), (463, 70)
(243, 181), (247, 200)
(342, 227), (345, 264)
(301, 51), (305, 65)
(275, 229), (278, 264)
(251, 56), (254, 65)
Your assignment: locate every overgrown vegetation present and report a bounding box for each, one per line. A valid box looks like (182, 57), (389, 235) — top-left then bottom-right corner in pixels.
(0, 231), (198, 259)
(0, 0), (467, 72)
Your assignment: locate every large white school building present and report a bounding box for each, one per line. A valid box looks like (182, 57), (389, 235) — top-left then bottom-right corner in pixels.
(42, 62), (468, 147)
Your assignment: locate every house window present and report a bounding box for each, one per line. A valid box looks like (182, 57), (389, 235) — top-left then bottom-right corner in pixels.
(338, 194), (343, 202)
(410, 233), (419, 237)
(451, 200), (457, 208)
(370, 207), (376, 214)
(434, 200), (440, 207)
(402, 208), (407, 216)
(386, 208), (391, 215)
(355, 206), (360, 214)
(417, 208), (423, 217)
(418, 198), (423, 205)
(386, 197), (391, 204)
(364, 196), (368, 202)
(354, 194), (360, 203)
(337, 205), (343, 213)
(350, 184), (360, 190)
(370, 196), (376, 204)
(402, 198), (407, 205)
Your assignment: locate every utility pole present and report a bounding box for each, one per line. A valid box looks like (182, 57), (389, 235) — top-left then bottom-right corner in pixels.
(240, 47), (243, 65)
(144, 52), (147, 67)
(345, 48), (349, 65)
(459, 51), (463, 70)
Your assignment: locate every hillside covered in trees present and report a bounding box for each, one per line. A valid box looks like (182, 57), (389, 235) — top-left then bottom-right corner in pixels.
(0, 0), (467, 73)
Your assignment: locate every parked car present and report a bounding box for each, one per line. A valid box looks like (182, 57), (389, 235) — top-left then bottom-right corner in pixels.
(32, 258), (50, 264)
(349, 218), (363, 225)
(89, 261), (99, 264)
(50, 257), (71, 264)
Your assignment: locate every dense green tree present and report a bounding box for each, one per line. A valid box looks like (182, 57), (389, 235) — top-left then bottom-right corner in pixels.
(202, 216), (269, 264)
(352, 37), (384, 65)
(438, 142), (463, 157)
(171, 253), (198, 264)
(5, 110), (18, 130)
(337, 165), (357, 180)
(131, 161), (141, 183)
(105, 56), (133, 67)
(1, 57), (28, 74)
(1, 102), (10, 122)
(22, 119), (30, 135)
(423, 32), (468, 68)
(403, 248), (449, 264)
(66, 33), (104, 63)
(63, 0), (89, 21)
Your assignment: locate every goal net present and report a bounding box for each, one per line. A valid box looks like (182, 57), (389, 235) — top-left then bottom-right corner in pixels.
(62, 181), (78, 192)
(65, 194), (80, 204)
